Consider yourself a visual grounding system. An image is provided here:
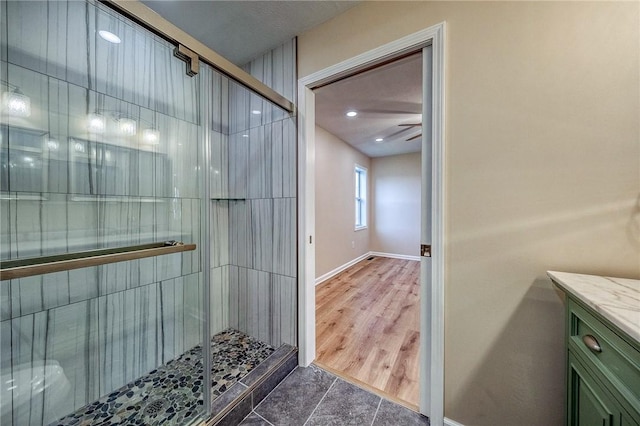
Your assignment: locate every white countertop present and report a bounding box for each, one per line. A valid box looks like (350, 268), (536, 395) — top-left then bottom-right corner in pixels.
(548, 271), (640, 344)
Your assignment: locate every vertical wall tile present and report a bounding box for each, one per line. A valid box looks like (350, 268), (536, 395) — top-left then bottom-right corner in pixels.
(7, 1), (90, 87)
(248, 125), (271, 199)
(67, 268), (98, 308)
(160, 277), (184, 362)
(9, 312), (47, 425)
(66, 196), (99, 252)
(44, 300), (101, 424)
(228, 265), (246, 333)
(180, 198), (200, 275)
(13, 195), (44, 258)
(270, 121), (284, 199)
(5, 64), (50, 153)
(0, 195), (9, 261)
(182, 272), (203, 351)
(250, 199), (273, 272)
(273, 198), (296, 277)
(0, 281), (10, 321)
(228, 132), (249, 199)
(211, 73), (229, 134)
(229, 200), (251, 269)
(98, 283), (160, 396)
(282, 117), (297, 198)
(210, 265), (229, 336)
(46, 74), (70, 195)
(229, 82), (250, 134)
(155, 198), (183, 282)
(211, 200), (229, 268)
(270, 275), (297, 346)
(10, 193), (77, 259)
(0, 0), (7, 64)
(210, 132), (228, 199)
(0, 127), (8, 193)
(0, 320), (12, 426)
(41, 271), (71, 311)
(10, 276), (41, 317)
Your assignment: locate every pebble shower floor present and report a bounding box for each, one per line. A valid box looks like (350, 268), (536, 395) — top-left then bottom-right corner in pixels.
(52, 329), (275, 426)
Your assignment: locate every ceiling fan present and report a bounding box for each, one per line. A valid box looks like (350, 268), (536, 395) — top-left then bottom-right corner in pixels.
(399, 123), (422, 141)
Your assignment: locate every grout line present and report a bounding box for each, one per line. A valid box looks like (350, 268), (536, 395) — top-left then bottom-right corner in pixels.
(253, 410), (275, 426)
(303, 376), (337, 426)
(370, 397), (383, 426)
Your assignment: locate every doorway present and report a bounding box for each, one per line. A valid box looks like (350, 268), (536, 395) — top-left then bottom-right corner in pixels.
(297, 23), (445, 424)
(311, 51), (423, 408)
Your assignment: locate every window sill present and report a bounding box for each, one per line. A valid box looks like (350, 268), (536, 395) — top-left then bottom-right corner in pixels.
(354, 226), (368, 232)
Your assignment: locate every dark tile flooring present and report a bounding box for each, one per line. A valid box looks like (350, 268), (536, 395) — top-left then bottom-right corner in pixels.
(239, 365), (429, 426)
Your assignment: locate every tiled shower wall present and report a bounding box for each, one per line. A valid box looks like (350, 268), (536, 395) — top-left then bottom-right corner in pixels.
(210, 40), (297, 348)
(0, 0), (297, 424)
(0, 1), (211, 424)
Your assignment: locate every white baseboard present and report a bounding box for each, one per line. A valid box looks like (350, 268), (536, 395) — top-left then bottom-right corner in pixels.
(444, 417), (465, 426)
(315, 251), (421, 286)
(315, 252), (371, 286)
(370, 251), (420, 262)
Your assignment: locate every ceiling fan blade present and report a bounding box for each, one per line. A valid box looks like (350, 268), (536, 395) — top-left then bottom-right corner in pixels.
(406, 133), (422, 142)
(398, 123), (422, 127)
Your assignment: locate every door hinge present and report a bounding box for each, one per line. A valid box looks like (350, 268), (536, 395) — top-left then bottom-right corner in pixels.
(421, 244), (431, 257)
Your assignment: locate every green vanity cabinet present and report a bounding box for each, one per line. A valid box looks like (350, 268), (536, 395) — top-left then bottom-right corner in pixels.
(568, 352), (618, 426)
(565, 297), (640, 426)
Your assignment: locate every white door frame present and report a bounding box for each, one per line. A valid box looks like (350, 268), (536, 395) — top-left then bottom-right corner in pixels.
(297, 22), (446, 425)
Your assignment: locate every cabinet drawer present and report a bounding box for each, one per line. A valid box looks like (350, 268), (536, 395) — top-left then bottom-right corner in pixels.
(568, 298), (640, 416)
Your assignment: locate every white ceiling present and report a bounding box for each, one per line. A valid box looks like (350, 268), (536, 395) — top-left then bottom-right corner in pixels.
(142, 0), (422, 158)
(315, 53), (423, 158)
(141, 0), (359, 65)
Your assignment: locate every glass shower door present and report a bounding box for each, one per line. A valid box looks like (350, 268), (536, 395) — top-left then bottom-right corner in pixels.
(0, 1), (207, 424)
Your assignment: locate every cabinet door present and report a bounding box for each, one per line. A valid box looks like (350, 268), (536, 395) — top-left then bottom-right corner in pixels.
(569, 353), (616, 426)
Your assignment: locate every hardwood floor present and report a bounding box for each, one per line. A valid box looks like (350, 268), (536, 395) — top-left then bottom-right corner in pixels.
(315, 256), (420, 408)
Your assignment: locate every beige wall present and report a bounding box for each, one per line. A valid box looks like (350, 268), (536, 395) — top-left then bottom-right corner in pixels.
(299, 2), (640, 425)
(371, 153), (421, 257)
(315, 125), (371, 278)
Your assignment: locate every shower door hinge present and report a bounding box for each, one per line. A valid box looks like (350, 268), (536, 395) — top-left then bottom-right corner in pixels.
(421, 244), (431, 257)
(174, 44), (200, 77)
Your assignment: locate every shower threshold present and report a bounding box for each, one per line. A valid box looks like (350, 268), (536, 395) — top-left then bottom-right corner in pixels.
(52, 329), (275, 426)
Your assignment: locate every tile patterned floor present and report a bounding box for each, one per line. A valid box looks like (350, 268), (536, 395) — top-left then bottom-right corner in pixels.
(52, 329), (274, 426)
(242, 365), (429, 426)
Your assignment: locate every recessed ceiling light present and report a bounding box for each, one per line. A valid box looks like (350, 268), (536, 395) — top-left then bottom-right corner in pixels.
(251, 110), (262, 115)
(242, 134), (249, 138)
(375, 138), (384, 143)
(98, 30), (121, 44)
(346, 111), (357, 117)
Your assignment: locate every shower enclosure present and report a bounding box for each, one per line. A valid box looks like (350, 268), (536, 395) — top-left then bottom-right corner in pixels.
(0, 0), (297, 424)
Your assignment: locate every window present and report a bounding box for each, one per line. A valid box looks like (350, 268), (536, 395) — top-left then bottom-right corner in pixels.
(355, 165), (367, 230)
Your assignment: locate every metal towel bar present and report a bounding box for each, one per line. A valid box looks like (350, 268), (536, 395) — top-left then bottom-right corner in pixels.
(0, 241), (196, 280)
